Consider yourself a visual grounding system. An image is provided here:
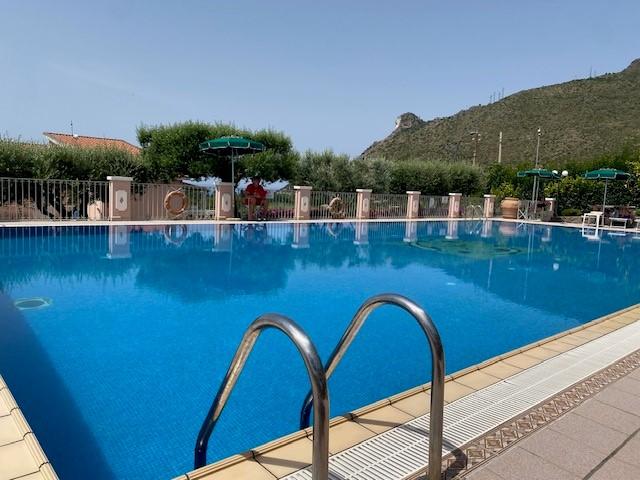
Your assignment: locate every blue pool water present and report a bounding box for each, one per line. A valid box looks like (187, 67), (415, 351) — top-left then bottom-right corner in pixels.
(1, 221), (640, 479)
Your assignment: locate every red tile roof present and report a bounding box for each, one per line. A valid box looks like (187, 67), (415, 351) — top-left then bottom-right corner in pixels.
(43, 132), (141, 155)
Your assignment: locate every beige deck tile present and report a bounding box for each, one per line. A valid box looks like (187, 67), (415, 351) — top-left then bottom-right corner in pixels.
(572, 329), (604, 340)
(614, 315), (639, 325)
(539, 340), (574, 353)
(390, 390), (431, 418)
(352, 405), (413, 434)
(523, 346), (560, 361)
(0, 414), (23, 446)
(322, 420), (377, 454)
(187, 458), (276, 480)
(502, 353), (541, 370)
(444, 381), (476, 403)
(454, 370), (501, 390)
(254, 436), (314, 478)
(479, 361), (522, 379)
(589, 323), (617, 333)
(558, 335), (591, 347)
(0, 440), (40, 479)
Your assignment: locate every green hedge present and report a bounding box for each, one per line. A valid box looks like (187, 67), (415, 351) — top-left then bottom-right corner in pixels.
(0, 139), (149, 181)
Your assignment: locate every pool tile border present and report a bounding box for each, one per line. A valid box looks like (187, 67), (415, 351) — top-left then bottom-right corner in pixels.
(436, 348), (640, 480)
(0, 376), (58, 480)
(178, 303), (640, 480)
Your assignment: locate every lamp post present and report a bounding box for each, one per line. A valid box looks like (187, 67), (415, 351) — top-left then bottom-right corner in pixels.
(531, 128), (542, 204)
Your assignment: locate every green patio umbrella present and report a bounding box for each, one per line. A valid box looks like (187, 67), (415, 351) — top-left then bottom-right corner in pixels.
(199, 136), (266, 212)
(583, 168), (632, 214)
(517, 168), (560, 212)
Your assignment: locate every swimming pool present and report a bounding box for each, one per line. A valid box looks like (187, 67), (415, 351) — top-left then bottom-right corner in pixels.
(1, 220), (639, 479)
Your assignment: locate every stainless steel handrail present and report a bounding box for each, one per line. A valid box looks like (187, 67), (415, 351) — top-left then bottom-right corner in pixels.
(298, 293), (445, 480)
(194, 313), (329, 480)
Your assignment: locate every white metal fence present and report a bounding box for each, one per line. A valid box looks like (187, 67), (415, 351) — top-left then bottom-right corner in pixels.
(309, 191), (357, 220)
(370, 193), (408, 219)
(419, 195), (449, 218)
(130, 183), (213, 220)
(0, 177), (109, 221)
(1, 176), (497, 222)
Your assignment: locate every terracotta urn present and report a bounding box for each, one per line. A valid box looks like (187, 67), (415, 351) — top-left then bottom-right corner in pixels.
(501, 197), (519, 219)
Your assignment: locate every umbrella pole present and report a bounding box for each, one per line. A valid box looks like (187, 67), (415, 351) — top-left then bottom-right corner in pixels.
(602, 180), (608, 216)
(231, 149), (236, 217)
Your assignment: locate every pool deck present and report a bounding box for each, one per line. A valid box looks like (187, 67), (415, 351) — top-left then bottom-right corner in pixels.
(0, 215), (639, 235)
(461, 364), (640, 480)
(175, 304), (640, 480)
(0, 377), (57, 480)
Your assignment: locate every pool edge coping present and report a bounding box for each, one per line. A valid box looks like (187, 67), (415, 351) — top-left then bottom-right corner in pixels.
(0, 376), (59, 480)
(177, 303), (640, 480)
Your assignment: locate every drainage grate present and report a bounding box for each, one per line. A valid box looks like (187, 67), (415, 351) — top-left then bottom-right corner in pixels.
(282, 320), (640, 480)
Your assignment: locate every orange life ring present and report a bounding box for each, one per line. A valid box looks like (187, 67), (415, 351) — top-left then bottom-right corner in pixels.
(164, 190), (188, 215)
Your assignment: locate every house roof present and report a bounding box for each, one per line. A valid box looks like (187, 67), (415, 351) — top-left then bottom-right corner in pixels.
(43, 132), (141, 155)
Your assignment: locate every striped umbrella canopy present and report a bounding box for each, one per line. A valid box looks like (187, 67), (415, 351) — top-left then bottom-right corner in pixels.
(583, 168), (632, 213)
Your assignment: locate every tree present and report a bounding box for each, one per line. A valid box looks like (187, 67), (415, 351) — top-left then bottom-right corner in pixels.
(136, 121), (296, 182)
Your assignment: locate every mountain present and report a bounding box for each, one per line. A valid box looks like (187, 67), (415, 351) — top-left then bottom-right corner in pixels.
(362, 59), (640, 166)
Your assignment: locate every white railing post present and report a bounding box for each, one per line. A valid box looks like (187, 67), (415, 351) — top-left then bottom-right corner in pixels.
(448, 193), (462, 218)
(215, 182), (234, 220)
(107, 176), (133, 221)
(356, 189), (372, 220)
(406, 191), (421, 219)
(483, 194), (496, 218)
(294, 186), (312, 221)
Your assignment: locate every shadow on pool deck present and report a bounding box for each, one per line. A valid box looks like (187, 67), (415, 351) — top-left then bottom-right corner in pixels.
(0, 292), (116, 479)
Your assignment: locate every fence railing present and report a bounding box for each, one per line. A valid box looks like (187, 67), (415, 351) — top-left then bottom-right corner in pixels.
(131, 183), (213, 220)
(1, 176), (502, 223)
(1, 177), (109, 221)
(235, 189), (295, 220)
(370, 193), (408, 219)
(419, 195), (449, 218)
(309, 191), (357, 220)
(461, 196), (485, 219)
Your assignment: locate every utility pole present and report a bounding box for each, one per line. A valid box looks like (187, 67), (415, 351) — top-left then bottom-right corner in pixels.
(470, 131), (481, 166)
(497, 131), (503, 164)
(70, 121), (74, 136)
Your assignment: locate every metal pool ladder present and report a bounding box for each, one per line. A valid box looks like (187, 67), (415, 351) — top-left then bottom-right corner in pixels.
(299, 293), (445, 480)
(194, 313), (330, 480)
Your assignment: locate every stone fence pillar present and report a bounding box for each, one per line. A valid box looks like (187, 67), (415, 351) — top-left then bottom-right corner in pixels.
(545, 197), (556, 215)
(483, 194), (496, 218)
(215, 182), (234, 220)
(107, 176), (133, 221)
(356, 189), (372, 220)
(448, 193), (462, 218)
(294, 186), (312, 220)
(406, 191), (421, 219)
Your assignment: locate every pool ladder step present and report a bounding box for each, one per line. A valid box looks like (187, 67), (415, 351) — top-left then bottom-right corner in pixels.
(193, 293), (446, 480)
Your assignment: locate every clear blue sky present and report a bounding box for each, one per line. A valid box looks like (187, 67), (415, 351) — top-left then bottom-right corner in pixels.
(1, 0), (639, 155)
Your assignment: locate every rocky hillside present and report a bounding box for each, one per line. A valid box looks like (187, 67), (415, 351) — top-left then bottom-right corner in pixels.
(362, 59), (640, 166)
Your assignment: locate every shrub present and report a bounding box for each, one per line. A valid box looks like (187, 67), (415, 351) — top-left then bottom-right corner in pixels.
(561, 208), (584, 216)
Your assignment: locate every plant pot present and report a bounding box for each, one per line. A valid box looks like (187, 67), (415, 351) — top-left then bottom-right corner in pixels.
(501, 197), (519, 219)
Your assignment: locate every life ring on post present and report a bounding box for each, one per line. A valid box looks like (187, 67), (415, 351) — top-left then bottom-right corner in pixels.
(328, 196), (345, 219)
(164, 189), (189, 216)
